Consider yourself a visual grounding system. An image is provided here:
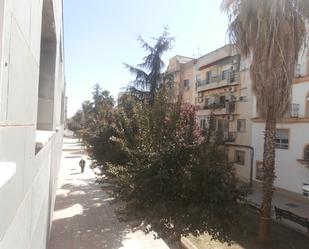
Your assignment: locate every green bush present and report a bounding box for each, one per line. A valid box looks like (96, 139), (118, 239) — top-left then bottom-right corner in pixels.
(103, 90), (245, 242)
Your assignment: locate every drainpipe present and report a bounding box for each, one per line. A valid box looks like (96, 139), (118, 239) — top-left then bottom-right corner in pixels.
(225, 143), (254, 191)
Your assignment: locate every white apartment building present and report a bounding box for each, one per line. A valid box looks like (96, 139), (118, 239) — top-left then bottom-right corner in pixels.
(169, 45), (309, 197)
(252, 50), (309, 196)
(0, 0), (65, 248)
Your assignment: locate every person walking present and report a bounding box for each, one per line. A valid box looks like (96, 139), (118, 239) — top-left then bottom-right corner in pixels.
(79, 158), (86, 173)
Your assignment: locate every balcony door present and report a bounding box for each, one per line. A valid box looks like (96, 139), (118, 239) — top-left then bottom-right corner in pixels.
(305, 92), (309, 118)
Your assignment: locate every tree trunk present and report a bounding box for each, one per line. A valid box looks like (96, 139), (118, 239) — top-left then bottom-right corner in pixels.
(257, 116), (276, 243)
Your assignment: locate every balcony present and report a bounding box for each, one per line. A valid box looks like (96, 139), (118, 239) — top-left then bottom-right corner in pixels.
(197, 44), (234, 70)
(227, 132), (237, 142)
(196, 71), (239, 92)
(284, 103), (300, 118)
(226, 101), (236, 114)
(203, 101), (236, 115)
(204, 102), (225, 110)
(216, 131), (237, 143)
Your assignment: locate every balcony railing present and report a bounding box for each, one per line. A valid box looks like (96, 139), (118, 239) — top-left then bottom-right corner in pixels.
(291, 104), (299, 117)
(216, 131), (237, 143)
(196, 71), (238, 88)
(284, 103), (299, 118)
(204, 102), (225, 110)
(226, 101), (236, 114)
(203, 101), (236, 114)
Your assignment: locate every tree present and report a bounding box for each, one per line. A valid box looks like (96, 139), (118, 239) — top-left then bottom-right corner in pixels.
(67, 110), (83, 133)
(68, 85), (116, 163)
(104, 89), (244, 244)
(125, 29), (174, 104)
(222, 0), (309, 243)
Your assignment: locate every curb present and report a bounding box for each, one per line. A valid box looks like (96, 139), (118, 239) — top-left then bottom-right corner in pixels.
(180, 237), (199, 249)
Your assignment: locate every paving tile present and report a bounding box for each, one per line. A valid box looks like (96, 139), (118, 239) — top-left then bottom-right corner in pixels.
(48, 137), (169, 249)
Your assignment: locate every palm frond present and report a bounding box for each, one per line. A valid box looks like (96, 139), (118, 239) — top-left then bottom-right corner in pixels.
(224, 0), (308, 118)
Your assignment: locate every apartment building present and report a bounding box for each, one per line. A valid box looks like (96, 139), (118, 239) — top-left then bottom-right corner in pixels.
(0, 0), (65, 249)
(168, 45), (254, 183)
(252, 49), (309, 195)
(167, 55), (195, 103)
(169, 44), (309, 197)
(194, 45), (253, 183)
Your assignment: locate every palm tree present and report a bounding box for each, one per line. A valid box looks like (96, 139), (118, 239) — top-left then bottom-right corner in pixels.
(125, 29), (174, 105)
(222, 0), (309, 243)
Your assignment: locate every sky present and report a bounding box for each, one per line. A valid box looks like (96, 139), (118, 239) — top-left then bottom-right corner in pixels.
(64, 0), (229, 117)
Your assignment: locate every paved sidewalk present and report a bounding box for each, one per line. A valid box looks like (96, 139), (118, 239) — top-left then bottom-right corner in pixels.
(247, 182), (309, 233)
(48, 137), (169, 249)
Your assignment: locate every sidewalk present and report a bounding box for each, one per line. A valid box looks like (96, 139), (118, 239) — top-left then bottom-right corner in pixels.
(247, 182), (309, 233)
(48, 137), (169, 249)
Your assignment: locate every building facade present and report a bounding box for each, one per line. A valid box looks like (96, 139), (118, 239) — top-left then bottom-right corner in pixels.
(167, 55), (195, 104)
(0, 0), (65, 249)
(168, 45), (254, 184)
(168, 44), (309, 196)
(252, 49), (309, 195)
(193, 45), (253, 183)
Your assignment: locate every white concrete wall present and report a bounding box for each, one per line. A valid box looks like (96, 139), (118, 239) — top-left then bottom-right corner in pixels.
(0, 131), (63, 249)
(252, 82), (309, 194)
(0, 0), (64, 248)
(252, 122), (309, 194)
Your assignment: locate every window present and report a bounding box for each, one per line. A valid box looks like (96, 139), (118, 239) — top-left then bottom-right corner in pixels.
(255, 161), (263, 181)
(197, 92), (203, 103)
(200, 119), (206, 129)
(229, 70), (236, 83)
(183, 79), (190, 89)
(239, 96), (247, 102)
(221, 69), (229, 80)
(196, 75), (201, 88)
(219, 96), (226, 106)
(204, 97), (209, 108)
(240, 88), (248, 102)
(217, 119), (229, 132)
(290, 103), (299, 118)
(235, 150), (245, 165)
(276, 129), (289, 149)
(237, 119), (246, 132)
(206, 71), (212, 84)
(304, 145), (309, 160)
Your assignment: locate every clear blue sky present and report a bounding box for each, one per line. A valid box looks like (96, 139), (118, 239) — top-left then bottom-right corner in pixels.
(64, 0), (229, 117)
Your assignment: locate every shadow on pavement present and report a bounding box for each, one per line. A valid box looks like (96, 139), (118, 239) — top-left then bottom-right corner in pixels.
(48, 178), (130, 249)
